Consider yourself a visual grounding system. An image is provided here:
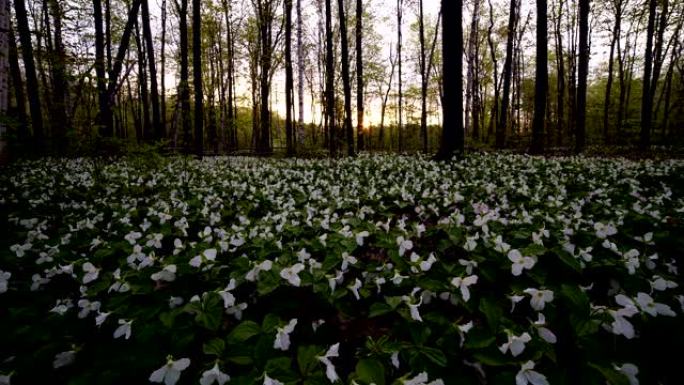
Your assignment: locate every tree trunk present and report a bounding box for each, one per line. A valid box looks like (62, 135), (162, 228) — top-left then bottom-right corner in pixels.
(178, 0), (191, 152)
(338, 0), (354, 156)
(141, 0), (162, 140)
(297, 0), (305, 144)
(14, 0), (44, 148)
(324, 0), (336, 156)
(436, 0), (464, 159)
(468, 0), (481, 141)
(603, 0), (621, 143)
(640, 0), (656, 149)
(576, 0), (589, 152)
(497, 0), (517, 148)
(94, 0), (109, 137)
(285, 0), (295, 156)
(8, 23), (28, 141)
(161, 0), (167, 139)
(553, 0), (565, 147)
(193, 0), (203, 156)
(134, 21), (151, 141)
(0, 0), (9, 147)
(356, 0), (364, 152)
(531, 0), (547, 154)
(47, 0), (68, 151)
(487, 0), (498, 141)
(396, 0), (403, 152)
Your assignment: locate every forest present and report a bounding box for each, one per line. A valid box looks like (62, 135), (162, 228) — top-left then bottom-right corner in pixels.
(1, 1), (684, 385)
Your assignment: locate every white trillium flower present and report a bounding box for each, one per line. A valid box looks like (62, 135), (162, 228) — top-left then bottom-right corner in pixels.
(199, 363), (230, 385)
(402, 371), (444, 385)
(316, 343), (340, 383)
(77, 299), (101, 319)
(523, 288), (554, 311)
(190, 248), (218, 268)
(499, 332), (532, 357)
(391, 351), (400, 368)
(245, 260), (273, 281)
(458, 259), (478, 275)
(396, 236), (413, 256)
(532, 313), (557, 344)
(124, 231), (142, 245)
(508, 250), (536, 276)
(594, 222), (617, 239)
(402, 291), (424, 322)
(493, 235), (511, 253)
(419, 253), (437, 272)
(0, 270), (11, 294)
(355, 231), (370, 246)
(151, 265), (177, 282)
(273, 318), (298, 351)
(95, 311), (110, 326)
(263, 374), (284, 385)
(614, 363), (639, 385)
(650, 276), (678, 291)
(217, 279), (237, 308)
(457, 321), (474, 347)
(635, 292), (676, 317)
(341, 252), (358, 271)
(509, 294), (526, 312)
(515, 361), (549, 385)
(53, 350), (76, 369)
(149, 357), (191, 385)
(280, 263), (306, 287)
(327, 270), (344, 292)
(114, 319), (133, 340)
(0, 373), (11, 385)
(348, 278), (362, 300)
(82, 262), (100, 284)
(450, 275), (478, 302)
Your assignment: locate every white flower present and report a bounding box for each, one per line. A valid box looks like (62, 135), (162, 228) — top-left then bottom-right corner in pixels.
(391, 351), (400, 368)
(297, 248), (311, 262)
(402, 372), (444, 385)
(169, 296), (184, 308)
(53, 350), (76, 368)
(391, 270), (408, 285)
(316, 343), (340, 383)
(125, 231), (142, 245)
(396, 236), (413, 256)
(509, 294), (525, 312)
(95, 311), (110, 326)
(608, 295), (639, 338)
(457, 321), (473, 347)
(614, 363), (639, 385)
(149, 357), (191, 385)
(499, 332), (532, 357)
(273, 318), (298, 351)
(450, 275), (478, 302)
(327, 270), (344, 292)
(190, 248), (218, 268)
(77, 299), (101, 319)
(200, 363), (230, 385)
(217, 279), (237, 308)
(0, 373), (11, 385)
(515, 361), (549, 385)
(0, 270), (11, 294)
(508, 250), (536, 276)
(146, 233), (164, 249)
(458, 259), (478, 274)
(402, 292), (423, 322)
(263, 374), (284, 385)
(245, 260), (273, 281)
(82, 262), (100, 284)
(532, 313), (557, 344)
(594, 222), (617, 239)
(650, 276), (678, 291)
(523, 288), (554, 311)
(151, 265), (177, 282)
(348, 278), (362, 300)
(114, 319), (133, 340)
(356, 231), (370, 246)
(280, 263), (306, 287)
(341, 252), (358, 271)
(635, 292), (676, 317)
(419, 253), (437, 272)
(493, 235), (511, 253)
(463, 233), (479, 251)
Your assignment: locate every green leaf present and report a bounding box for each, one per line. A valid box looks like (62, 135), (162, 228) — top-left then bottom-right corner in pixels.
(228, 320), (261, 343)
(297, 345), (321, 376)
(472, 351), (509, 367)
(522, 243), (546, 257)
(588, 363), (631, 385)
(420, 347), (447, 367)
(203, 338), (226, 356)
(556, 250), (583, 273)
(561, 284), (590, 313)
(479, 297), (503, 332)
(355, 358), (386, 385)
(369, 302), (393, 318)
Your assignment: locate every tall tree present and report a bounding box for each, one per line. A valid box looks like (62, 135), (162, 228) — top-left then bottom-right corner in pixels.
(603, 0), (623, 143)
(338, 0), (354, 156)
(0, 0), (8, 147)
(356, 0), (364, 151)
(497, 0), (517, 148)
(141, 0), (162, 140)
(177, 0), (191, 151)
(160, 0), (167, 136)
(552, 0), (565, 146)
(576, 0), (589, 152)
(254, 0), (280, 155)
(14, 0), (44, 147)
(467, 0), (482, 141)
(47, 0), (68, 150)
(396, 0), (403, 151)
(193, 0), (203, 156)
(296, 0), (305, 143)
(94, 0), (108, 136)
(640, 0), (656, 148)
(324, 0), (336, 156)
(418, 0), (427, 152)
(436, 0), (464, 159)
(531, 0), (547, 153)
(285, 0), (295, 156)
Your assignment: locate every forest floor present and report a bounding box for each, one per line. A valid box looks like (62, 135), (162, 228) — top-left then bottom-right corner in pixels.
(1, 154), (683, 385)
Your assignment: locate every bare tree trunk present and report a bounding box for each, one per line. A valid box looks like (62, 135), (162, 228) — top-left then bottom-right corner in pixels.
(177, 0), (191, 152)
(134, 21), (151, 140)
(325, 0), (336, 156)
(161, 0), (167, 138)
(486, 0), (498, 141)
(468, 0), (481, 141)
(396, 0), (403, 152)
(47, 0), (68, 151)
(193, 0), (203, 156)
(0, 0), (9, 148)
(531, 0), (547, 154)
(603, 0), (621, 143)
(576, 0), (589, 152)
(14, 0), (44, 148)
(141, 0), (162, 140)
(640, 0), (657, 149)
(553, 0), (565, 146)
(338, 0), (354, 156)
(356, 0), (364, 151)
(297, 0), (305, 144)
(8, 23), (28, 141)
(497, 0), (517, 148)
(285, 0), (295, 156)
(436, 0), (464, 159)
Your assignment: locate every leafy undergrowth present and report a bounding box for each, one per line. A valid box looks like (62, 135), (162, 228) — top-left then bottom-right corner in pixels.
(1, 154), (683, 385)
